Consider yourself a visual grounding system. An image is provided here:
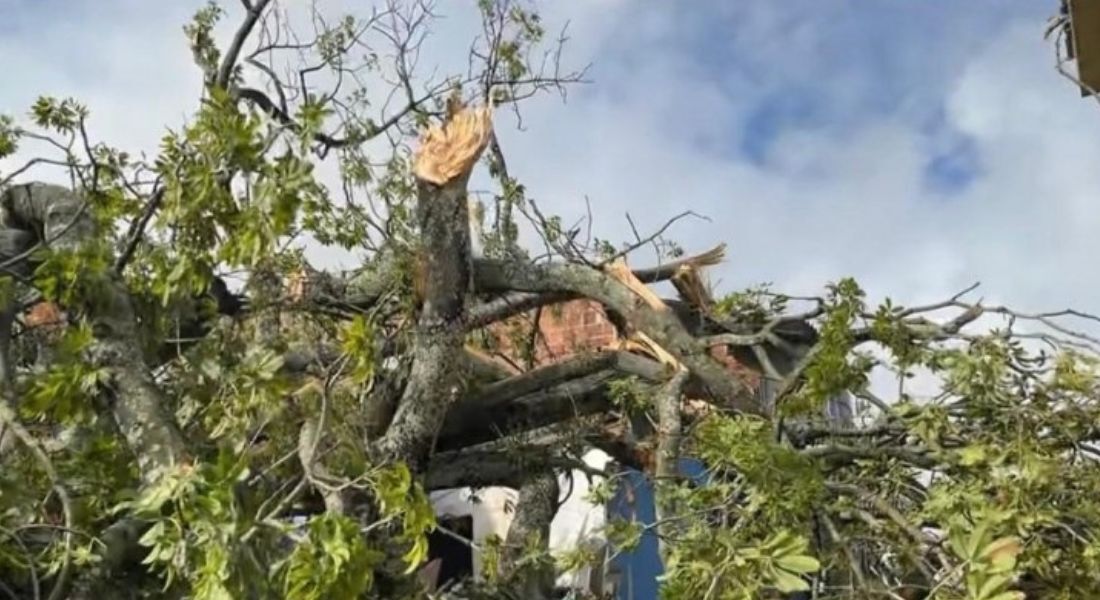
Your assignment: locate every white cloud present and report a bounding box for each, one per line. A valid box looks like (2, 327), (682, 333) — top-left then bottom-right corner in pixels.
(2, 1), (1098, 363)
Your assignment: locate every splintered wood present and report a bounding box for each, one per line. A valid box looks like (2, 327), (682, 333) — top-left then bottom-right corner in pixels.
(285, 266), (311, 303)
(687, 243), (726, 269)
(671, 264), (713, 311)
(604, 259), (668, 311)
(412, 103), (494, 186)
(603, 259), (681, 369)
(25, 301), (64, 329)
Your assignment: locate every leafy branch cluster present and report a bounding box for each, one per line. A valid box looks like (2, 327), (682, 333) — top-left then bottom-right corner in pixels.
(0, 2), (1097, 600)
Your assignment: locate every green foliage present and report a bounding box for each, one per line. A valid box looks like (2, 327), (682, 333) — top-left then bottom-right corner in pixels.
(341, 315), (377, 385)
(660, 529), (821, 599)
(713, 283), (788, 326)
(943, 510), (1026, 600)
(604, 517), (645, 553)
(785, 278), (872, 416)
(280, 513), (382, 600)
(694, 415), (824, 527)
(203, 345), (290, 440)
(31, 96), (87, 134)
(122, 453), (267, 597)
(478, 534), (504, 583)
(370, 462), (436, 573)
(6, 2), (1100, 599)
(21, 324), (109, 424)
(608, 376), (651, 414)
(185, 2), (225, 79)
(33, 243), (114, 310)
(0, 114), (19, 159)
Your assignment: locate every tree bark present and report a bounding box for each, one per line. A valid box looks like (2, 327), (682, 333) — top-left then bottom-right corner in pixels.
(653, 367), (689, 562)
(1, 183), (188, 482)
(476, 259), (761, 415)
(502, 471), (560, 600)
(372, 105), (490, 471)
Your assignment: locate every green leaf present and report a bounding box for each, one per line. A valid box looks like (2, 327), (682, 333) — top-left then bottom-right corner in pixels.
(976, 574), (1013, 600)
(982, 536), (1022, 574)
(771, 569), (809, 593)
(775, 554), (820, 574)
(959, 445), (988, 466)
(983, 593), (1025, 600)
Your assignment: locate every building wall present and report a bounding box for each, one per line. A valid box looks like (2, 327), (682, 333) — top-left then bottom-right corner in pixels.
(430, 300), (622, 591)
(428, 299), (797, 595)
(486, 299), (620, 364)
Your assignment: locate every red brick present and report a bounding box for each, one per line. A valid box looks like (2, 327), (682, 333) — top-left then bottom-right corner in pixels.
(484, 298), (760, 393)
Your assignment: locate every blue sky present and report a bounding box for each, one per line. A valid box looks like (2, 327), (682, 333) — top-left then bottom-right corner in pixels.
(3, 0), (1092, 314)
(486, 1), (1100, 315)
(2, 0), (1099, 596)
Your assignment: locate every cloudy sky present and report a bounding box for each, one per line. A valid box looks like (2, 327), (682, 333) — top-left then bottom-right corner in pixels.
(1, 0), (1096, 322)
(2, 1), (1096, 596)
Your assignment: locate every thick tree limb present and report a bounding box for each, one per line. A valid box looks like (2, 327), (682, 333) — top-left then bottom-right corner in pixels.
(1, 183), (188, 483)
(0, 183), (191, 584)
(653, 367), (689, 561)
(502, 471), (559, 600)
(372, 105), (491, 470)
(805, 444), (936, 470)
(476, 259), (761, 414)
(670, 264), (714, 311)
(462, 245), (727, 329)
(436, 351), (665, 451)
(423, 445), (570, 492)
(216, 0), (273, 89)
(464, 291), (573, 330)
(301, 245), (730, 328)
(456, 350), (660, 412)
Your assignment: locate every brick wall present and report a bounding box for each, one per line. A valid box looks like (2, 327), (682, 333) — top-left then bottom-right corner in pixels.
(431, 298), (769, 594)
(489, 298), (761, 389)
(488, 299), (620, 364)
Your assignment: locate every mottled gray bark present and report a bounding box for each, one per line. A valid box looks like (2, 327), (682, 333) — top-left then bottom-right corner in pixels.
(372, 172), (473, 471)
(1, 183), (188, 482)
(425, 444), (579, 491)
(437, 352), (665, 452)
(0, 183), (190, 582)
(653, 368), (689, 562)
(476, 260), (761, 415)
(502, 471), (559, 600)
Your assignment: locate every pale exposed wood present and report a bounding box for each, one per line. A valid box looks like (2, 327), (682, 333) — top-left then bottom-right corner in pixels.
(413, 104), (494, 186)
(285, 266), (311, 303)
(24, 301), (65, 329)
(670, 264), (714, 310)
(634, 331), (680, 369)
(603, 258), (668, 312)
(603, 259), (684, 369)
(464, 345), (521, 376)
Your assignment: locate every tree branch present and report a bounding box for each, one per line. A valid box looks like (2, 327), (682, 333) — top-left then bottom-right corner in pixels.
(654, 367), (689, 562)
(113, 186), (165, 273)
(217, 0), (273, 89)
(372, 105), (491, 470)
(1, 184), (188, 484)
(476, 259), (760, 414)
(436, 351), (665, 451)
(502, 471), (559, 599)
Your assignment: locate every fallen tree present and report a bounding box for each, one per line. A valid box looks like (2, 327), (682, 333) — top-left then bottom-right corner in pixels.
(1, 2), (1099, 599)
